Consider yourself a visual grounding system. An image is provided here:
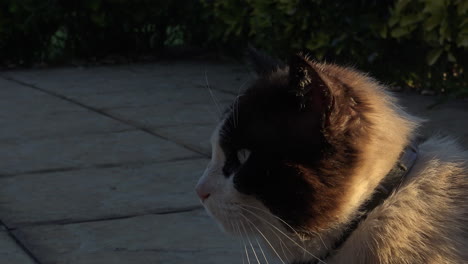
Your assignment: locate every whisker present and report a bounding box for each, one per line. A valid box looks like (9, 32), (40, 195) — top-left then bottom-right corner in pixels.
(248, 212), (292, 263)
(237, 212), (287, 264)
(240, 220), (261, 264)
(237, 221), (248, 264)
(234, 97), (240, 129)
(237, 205), (327, 264)
(245, 221), (271, 264)
(229, 104), (237, 129)
(230, 219), (247, 264)
(234, 219), (251, 264)
(234, 79), (248, 128)
(240, 204), (328, 250)
(234, 98), (239, 128)
(205, 70), (222, 117)
(241, 205), (291, 263)
(217, 204), (246, 264)
(238, 204), (305, 243)
(278, 238), (292, 263)
(254, 233), (270, 264)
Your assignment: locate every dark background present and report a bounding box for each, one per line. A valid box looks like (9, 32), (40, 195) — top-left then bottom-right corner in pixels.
(0, 0), (467, 95)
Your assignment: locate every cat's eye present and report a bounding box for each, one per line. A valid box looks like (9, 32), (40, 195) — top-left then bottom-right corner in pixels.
(237, 149), (251, 164)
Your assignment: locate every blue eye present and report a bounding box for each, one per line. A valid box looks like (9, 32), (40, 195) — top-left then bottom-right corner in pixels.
(237, 149), (251, 164)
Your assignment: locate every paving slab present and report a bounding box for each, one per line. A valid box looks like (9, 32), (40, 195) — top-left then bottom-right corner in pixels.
(0, 130), (200, 175)
(0, 231), (35, 264)
(70, 85), (235, 110)
(1, 62), (467, 264)
(102, 61), (254, 94)
(0, 159), (207, 227)
(3, 66), (142, 95)
(13, 210), (241, 264)
(397, 94), (468, 148)
(154, 124), (216, 156)
(0, 78), (132, 141)
(5, 62), (252, 97)
(0, 78), (83, 113)
(0, 109), (132, 142)
(106, 103), (224, 128)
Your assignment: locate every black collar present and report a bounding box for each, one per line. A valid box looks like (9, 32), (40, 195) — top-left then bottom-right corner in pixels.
(302, 142), (419, 264)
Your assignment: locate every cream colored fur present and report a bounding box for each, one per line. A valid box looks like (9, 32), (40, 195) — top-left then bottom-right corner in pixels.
(295, 64), (467, 263)
(332, 137), (468, 264)
(198, 63), (467, 264)
(308, 64), (468, 263)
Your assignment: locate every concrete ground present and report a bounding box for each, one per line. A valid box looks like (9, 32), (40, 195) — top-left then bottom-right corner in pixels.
(0, 61), (466, 264)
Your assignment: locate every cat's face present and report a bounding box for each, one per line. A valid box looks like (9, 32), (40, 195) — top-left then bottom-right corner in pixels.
(196, 52), (365, 244)
(197, 72), (322, 233)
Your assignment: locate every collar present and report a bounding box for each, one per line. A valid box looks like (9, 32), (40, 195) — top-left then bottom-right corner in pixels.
(305, 141), (419, 264)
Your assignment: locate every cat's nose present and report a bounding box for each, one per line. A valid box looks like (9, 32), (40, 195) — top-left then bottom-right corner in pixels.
(195, 184), (211, 202)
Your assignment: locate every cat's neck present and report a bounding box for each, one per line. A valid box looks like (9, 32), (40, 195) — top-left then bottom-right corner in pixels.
(339, 94), (419, 228)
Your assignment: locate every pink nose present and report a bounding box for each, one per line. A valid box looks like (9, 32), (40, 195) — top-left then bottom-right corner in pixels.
(196, 185), (211, 202)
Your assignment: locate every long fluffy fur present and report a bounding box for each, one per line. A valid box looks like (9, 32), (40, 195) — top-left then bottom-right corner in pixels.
(290, 63), (468, 263)
(333, 137), (468, 264)
(197, 53), (468, 263)
(302, 63), (468, 263)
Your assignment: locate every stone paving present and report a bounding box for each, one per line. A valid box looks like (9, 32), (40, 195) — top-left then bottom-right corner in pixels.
(0, 61), (466, 264)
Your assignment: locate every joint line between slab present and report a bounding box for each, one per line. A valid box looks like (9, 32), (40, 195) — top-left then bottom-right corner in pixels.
(12, 206), (204, 228)
(0, 156), (206, 178)
(1, 76), (209, 158)
(0, 221), (43, 264)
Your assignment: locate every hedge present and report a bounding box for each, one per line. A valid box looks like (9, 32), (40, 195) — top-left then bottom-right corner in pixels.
(0, 0), (466, 95)
(0, 0), (205, 62)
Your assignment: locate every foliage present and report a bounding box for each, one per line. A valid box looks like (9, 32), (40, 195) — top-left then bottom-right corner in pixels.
(0, 0), (205, 64)
(205, 0), (467, 95)
(0, 0), (466, 95)
(384, 0), (468, 95)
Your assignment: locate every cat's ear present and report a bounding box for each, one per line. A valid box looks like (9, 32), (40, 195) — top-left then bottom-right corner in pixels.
(247, 45), (284, 76)
(288, 53), (332, 113)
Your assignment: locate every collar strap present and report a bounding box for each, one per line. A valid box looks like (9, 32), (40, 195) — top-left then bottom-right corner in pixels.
(307, 142), (419, 264)
(359, 143), (418, 213)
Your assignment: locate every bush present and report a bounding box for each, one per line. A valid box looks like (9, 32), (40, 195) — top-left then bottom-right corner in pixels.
(0, 0), (466, 95)
(0, 0), (205, 64)
(384, 0), (467, 95)
(205, 0), (467, 95)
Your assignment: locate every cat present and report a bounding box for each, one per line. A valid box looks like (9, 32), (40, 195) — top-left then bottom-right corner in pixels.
(195, 48), (468, 264)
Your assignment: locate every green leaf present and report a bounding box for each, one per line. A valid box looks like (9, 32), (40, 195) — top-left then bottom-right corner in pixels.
(388, 15), (399, 27)
(394, 0), (411, 14)
(439, 19), (450, 43)
(379, 25), (388, 38)
(457, 33), (468, 47)
(423, 0), (446, 15)
(426, 48), (443, 65)
(399, 14), (422, 27)
(424, 14), (442, 31)
(457, 0), (468, 15)
(391, 27), (409, 38)
(447, 52), (456, 62)
(460, 17), (468, 28)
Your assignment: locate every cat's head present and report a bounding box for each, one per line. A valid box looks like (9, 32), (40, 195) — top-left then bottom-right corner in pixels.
(195, 49), (375, 246)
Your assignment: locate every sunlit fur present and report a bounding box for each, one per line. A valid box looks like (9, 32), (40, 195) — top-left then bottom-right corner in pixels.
(196, 54), (468, 263)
